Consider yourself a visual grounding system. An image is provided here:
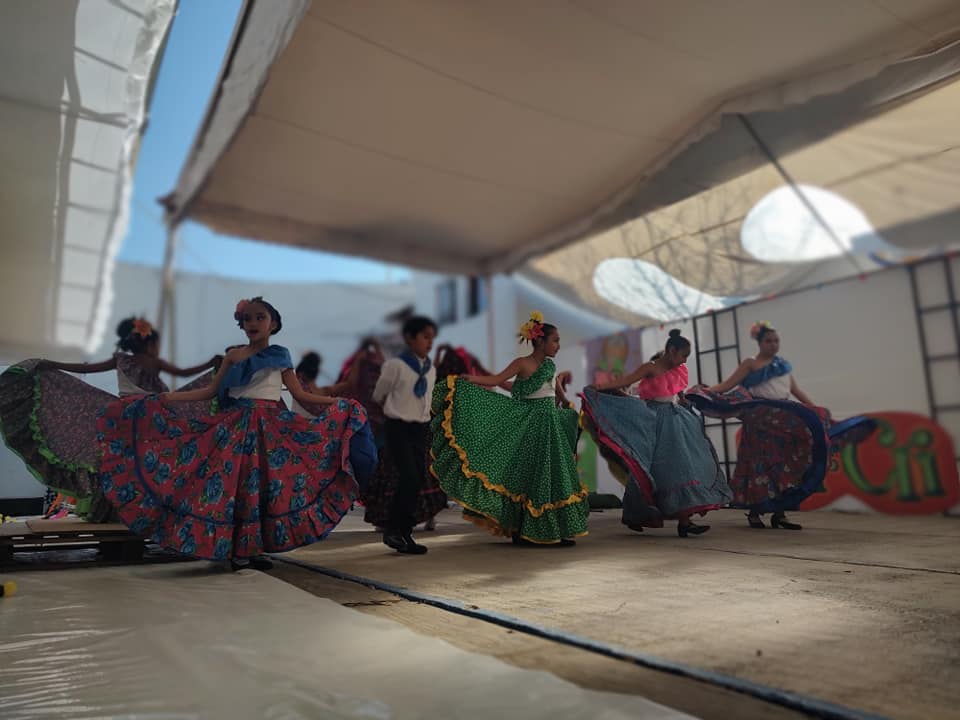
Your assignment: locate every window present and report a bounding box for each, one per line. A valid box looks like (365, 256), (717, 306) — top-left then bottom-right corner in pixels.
(436, 279), (457, 325)
(468, 276), (488, 317)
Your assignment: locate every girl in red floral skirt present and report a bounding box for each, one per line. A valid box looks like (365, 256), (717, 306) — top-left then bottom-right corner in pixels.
(0, 316), (219, 523)
(95, 297), (377, 570)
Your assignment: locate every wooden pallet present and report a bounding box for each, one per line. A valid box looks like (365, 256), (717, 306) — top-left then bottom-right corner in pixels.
(0, 518), (145, 562)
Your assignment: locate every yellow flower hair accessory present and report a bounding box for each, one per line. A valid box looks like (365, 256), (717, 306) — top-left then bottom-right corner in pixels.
(517, 311), (546, 343)
(749, 320), (773, 340)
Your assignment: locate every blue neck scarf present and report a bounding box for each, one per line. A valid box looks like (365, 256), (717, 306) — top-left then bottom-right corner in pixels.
(218, 345), (292, 403)
(742, 356), (793, 389)
(399, 349), (431, 398)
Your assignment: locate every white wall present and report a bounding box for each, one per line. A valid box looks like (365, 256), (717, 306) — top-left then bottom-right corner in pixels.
(412, 270), (623, 374)
(99, 263), (415, 385)
(739, 270), (927, 417)
(415, 273), (499, 369)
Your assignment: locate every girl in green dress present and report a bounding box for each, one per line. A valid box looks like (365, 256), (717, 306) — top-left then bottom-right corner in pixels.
(430, 312), (589, 546)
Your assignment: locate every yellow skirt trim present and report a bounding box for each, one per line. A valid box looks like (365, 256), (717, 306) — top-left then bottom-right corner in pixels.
(434, 377), (589, 518)
(446, 490), (589, 545)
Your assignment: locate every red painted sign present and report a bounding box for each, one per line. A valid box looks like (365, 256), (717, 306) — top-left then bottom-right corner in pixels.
(801, 412), (959, 513)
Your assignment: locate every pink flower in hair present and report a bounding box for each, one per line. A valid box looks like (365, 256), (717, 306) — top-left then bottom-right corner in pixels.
(234, 299), (250, 320)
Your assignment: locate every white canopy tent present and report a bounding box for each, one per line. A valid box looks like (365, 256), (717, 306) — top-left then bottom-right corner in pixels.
(527, 43), (960, 323)
(0, 0), (176, 362)
(164, 0), (960, 320)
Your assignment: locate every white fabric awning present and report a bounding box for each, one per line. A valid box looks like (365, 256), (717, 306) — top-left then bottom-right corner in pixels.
(525, 42), (960, 323)
(0, 0), (176, 361)
(168, 0), (960, 284)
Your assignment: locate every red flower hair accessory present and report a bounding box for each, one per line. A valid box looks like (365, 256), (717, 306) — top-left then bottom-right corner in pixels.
(517, 311), (546, 343)
(234, 299), (251, 321)
(131, 318), (153, 338)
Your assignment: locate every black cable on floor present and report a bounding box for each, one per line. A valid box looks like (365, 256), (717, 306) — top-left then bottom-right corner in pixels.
(272, 555), (890, 720)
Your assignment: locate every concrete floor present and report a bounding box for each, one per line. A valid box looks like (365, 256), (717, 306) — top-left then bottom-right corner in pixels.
(278, 508), (960, 720)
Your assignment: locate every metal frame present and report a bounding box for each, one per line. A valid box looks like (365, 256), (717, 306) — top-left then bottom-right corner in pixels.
(908, 254), (960, 468)
(693, 308), (743, 479)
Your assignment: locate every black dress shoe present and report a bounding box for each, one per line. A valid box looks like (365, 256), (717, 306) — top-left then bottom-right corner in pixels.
(383, 532), (428, 554)
(677, 522), (710, 537)
(249, 555), (274, 570)
(770, 513), (802, 530)
(231, 556), (274, 571)
(402, 533), (428, 554)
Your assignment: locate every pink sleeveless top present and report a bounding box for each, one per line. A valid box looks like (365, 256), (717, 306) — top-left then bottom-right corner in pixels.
(636, 364), (688, 400)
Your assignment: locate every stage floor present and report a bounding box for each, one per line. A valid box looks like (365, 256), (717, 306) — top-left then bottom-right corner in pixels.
(279, 508), (960, 720)
(0, 562), (692, 719)
(2, 508), (957, 719)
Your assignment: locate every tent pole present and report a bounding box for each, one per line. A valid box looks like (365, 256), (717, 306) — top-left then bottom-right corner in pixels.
(486, 275), (496, 371)
(157, 224), (178, 333)
(736, 114), (865, 274)
(157, 223), (179, 384)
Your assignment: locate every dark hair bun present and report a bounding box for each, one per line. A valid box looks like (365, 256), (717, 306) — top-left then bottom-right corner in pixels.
(115, 315), (158, 353)
(663, 328), (691, 356)
(116, 317), (135, 339)
(296, 351), (321, 381)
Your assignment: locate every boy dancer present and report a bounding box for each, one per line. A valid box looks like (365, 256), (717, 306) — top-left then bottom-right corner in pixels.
(372, 316), (437, 554)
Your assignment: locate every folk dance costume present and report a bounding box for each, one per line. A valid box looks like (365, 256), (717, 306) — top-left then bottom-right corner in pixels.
(431, 358), (589, 544)
(581, 365), (732, 530)
(0, 355), (213, 522)
(687, 357), (875, 515)
(370, 350), (440, 544)
(95, 346), (377, 560)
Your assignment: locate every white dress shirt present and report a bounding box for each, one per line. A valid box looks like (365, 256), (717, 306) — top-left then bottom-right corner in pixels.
(373, 356), (436, 423)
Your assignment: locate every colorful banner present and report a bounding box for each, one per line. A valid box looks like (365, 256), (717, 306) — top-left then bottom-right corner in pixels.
(584, 328), (647, 386)
(576, 432), (598, 493)
(801, 412), (959, 513)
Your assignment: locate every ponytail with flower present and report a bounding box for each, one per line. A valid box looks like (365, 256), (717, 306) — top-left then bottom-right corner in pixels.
(517, 311), (545, 344)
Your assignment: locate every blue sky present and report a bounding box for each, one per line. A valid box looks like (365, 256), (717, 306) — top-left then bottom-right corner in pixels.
(120, 0), (408, 283)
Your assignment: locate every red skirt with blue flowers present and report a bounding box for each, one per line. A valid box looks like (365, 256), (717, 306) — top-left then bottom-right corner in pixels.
(96, 396), (369, 560)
